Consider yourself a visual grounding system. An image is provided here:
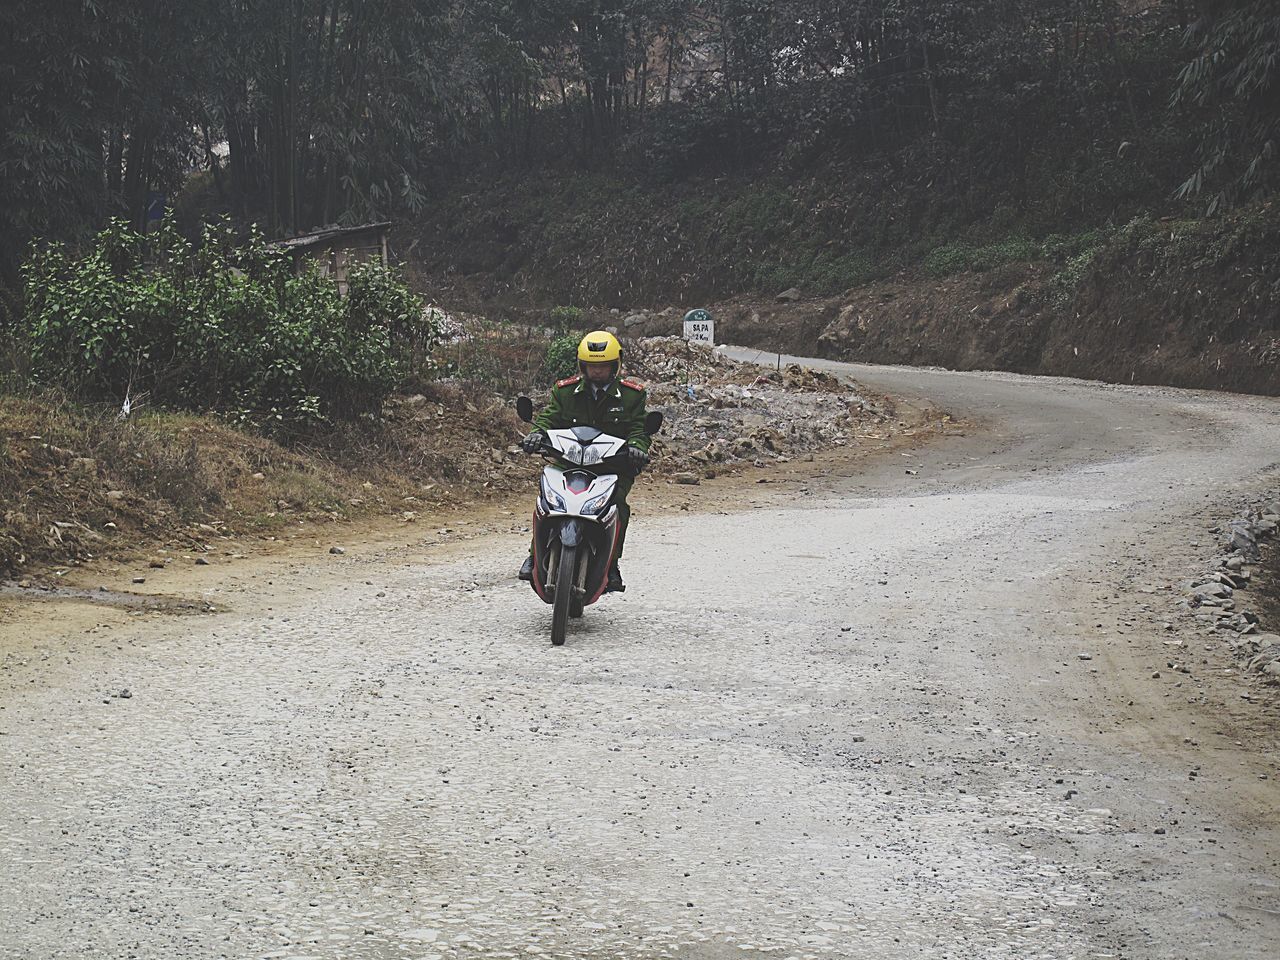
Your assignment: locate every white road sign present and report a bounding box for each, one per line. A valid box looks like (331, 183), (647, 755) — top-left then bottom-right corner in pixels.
(683, 311), (715, 346)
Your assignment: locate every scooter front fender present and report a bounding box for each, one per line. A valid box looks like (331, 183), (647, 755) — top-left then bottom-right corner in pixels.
(557, 518), (583, 548)
(531, 515), (589, 603)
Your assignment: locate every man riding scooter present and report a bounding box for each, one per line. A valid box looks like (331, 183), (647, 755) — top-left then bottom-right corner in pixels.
(518, 331), (651, 592)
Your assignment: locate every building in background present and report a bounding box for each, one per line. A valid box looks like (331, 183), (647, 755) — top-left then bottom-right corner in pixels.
(273, 221), (391, 295)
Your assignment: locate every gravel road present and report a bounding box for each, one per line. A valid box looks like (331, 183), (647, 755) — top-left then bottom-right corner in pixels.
(4, 357), (1280, 959)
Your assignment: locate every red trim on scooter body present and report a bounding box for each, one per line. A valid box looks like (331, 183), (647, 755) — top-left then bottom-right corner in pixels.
(529, 507), (618, 607)
(530, 510), (550, 602)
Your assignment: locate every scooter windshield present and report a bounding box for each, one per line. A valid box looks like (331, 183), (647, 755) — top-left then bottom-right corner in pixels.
(557, 426), (599, 465)
(549, 426), (624, 467)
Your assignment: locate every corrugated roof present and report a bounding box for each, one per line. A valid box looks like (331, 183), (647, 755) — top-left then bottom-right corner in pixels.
(273, 221), (392, 252)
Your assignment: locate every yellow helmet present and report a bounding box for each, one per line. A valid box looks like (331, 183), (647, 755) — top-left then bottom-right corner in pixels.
(577, 330), (622, 363)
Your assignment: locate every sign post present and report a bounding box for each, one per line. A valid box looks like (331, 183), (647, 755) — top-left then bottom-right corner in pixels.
(682, 308), (714, 346)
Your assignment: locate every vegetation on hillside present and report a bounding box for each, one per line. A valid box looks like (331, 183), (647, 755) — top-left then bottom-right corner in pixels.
(22, 219), (437, 428)
(2, 1), (1277, 291)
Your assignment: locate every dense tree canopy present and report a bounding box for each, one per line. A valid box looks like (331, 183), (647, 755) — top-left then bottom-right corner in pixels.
(1, 0), (1276, 283)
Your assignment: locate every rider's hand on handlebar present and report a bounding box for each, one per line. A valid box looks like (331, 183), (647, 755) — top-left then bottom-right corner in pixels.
(520, 430), (547, 453)
(626, 445), (650, 472)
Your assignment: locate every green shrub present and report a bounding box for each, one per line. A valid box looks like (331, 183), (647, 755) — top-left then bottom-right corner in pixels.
(549, 305), (583, 330)
(22, 219), (436, 428)
(922, 237), (1042, 278)
(543, 334), (580, 380)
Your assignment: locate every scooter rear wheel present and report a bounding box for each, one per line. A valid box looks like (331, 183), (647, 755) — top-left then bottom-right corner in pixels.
(550, 543), (577, 646)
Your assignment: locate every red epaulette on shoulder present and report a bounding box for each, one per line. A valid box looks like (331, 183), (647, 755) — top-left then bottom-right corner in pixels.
(620, 377), (645, 390)
(556, 374), (582, 387)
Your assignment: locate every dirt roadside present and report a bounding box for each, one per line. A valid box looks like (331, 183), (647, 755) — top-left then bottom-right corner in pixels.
(0, 390), (957, 649)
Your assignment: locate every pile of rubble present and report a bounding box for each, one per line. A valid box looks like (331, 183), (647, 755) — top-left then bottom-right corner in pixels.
(627, 337), (893, 481)
(1181, 495), (1280, 681)
(383, 336), (896, 496)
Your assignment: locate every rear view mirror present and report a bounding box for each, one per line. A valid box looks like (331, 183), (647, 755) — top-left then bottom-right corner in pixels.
(644, 411), (664, 435)
(516, 396), (534, 423)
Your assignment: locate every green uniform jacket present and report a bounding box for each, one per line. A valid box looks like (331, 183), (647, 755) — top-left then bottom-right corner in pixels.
(533, 374), (651, 452)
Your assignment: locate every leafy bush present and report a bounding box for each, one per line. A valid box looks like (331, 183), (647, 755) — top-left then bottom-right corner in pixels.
(543, 334), (580, 380)
(22, 219), (436, 427)
(549, 305), (583, 330)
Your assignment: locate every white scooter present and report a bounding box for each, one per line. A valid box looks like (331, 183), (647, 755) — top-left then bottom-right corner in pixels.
(515, 396), (662, 646)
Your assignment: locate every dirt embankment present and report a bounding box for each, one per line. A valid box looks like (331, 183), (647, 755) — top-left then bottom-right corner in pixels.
(806, 211), (1280, 394)
(0, 336), (916, 586)
(612, 205), (1280, 396)
(432, 204), (1280, 397)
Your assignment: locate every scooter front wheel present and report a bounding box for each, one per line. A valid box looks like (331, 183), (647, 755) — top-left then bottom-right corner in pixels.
(551, 542), (577, 646)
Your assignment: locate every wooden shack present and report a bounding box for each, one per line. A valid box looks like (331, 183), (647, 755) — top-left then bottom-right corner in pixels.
(274, 221), (391, 295)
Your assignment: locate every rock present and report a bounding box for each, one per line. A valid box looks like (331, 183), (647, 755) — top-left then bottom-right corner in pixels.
(329, 546), (346, 555)
(131, 577), (145, 584)
(775, 287), (802, 302)
(195, 557), (210, 566)
(673, 472), (701, 485)
(118, 689), (132, 699)
(1248, 648), (1280, 671)
(623, 313), (649, 328)
(148, 560), (165, 569)
(1192, 582), (1232, 601)
(106, 490), (125, 501)
(1227, 520), (1261, 560)
(489, 448), (505, 464)
(1194, 571), (1235, 586)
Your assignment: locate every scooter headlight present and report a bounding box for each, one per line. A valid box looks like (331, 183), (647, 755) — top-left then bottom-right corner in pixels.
(582, 493), (610, 516)
(540, 476), (567, 512)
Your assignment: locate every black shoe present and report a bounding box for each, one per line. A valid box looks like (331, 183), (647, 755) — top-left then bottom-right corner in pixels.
(606, 562), (625, 593)
(518, 555), (534, 581)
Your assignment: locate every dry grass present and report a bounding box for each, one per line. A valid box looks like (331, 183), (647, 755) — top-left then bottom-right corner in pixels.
(0, 390), (368, 575)
(0, 375), (529, 577)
